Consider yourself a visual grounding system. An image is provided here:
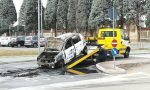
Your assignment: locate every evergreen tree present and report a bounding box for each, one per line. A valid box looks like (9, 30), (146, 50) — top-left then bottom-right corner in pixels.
(0, 0), (17, 35)
(67, 0), (78, 32)
(56, 0), (68, 32)
(88, 0), (108, 30)
(146, 0), (150, 28)
(18, 0), (27, 26)
(44, 0), (58, 30)
(76, 0), (92, 32)
(24, 0), (39, 34)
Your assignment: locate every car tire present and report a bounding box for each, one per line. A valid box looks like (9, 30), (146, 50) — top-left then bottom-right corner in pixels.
(8, 43), (11, 47)
(17, 44), (21, 47)
(124, 49), (130, 58)
(11, 45), (14, 47)
(33, 44), (37, 48)
(56, 60), (65, 69)
(82, 46), (88, 55)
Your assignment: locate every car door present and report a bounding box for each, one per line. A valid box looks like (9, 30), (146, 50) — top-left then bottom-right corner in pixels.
(64, 38), (75, 63)
(72, 35), (83, 56)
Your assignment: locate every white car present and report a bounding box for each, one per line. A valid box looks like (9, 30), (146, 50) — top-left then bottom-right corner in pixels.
(0, 37), (12, 46)
(37, 33), (87, 68)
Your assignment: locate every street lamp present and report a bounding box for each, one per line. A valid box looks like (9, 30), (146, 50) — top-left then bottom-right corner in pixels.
(38, 0), (41, 55)
(41, 1), (43, 37)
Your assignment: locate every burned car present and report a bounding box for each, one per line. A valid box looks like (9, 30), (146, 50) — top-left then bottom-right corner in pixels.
(37, 33), (87, 68)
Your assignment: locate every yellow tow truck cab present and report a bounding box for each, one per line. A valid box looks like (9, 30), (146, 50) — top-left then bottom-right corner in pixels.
(97, 28), (131, 58)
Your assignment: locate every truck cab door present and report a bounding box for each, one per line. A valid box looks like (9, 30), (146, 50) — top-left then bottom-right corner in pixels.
(64, 38), (75, 63)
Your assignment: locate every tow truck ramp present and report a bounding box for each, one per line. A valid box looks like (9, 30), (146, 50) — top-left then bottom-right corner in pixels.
(67, 48), (100, 69)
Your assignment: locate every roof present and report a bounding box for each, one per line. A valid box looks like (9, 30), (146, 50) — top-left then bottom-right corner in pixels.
(99, 28), (121, 31)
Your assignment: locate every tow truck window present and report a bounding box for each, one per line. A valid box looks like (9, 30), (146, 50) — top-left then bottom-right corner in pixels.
(101, 31), (117, 37)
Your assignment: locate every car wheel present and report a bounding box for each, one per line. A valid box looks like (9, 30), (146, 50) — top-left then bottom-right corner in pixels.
(11, 45), (14, 47)
(33, 44), (37, 48)
(8, 43), (11, 47)
(124, 49), (130, 58)
(17, 44), (21, 47)
(82, 46), (88, 55)
(56, 60), (65, 69)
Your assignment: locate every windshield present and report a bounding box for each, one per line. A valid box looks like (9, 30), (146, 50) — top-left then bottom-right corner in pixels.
(45, 39), (64, 51)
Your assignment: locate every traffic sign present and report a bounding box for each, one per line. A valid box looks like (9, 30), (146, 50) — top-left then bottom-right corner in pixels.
(111, 48), (118, 57)
(107, 7), (118, 20)
(112, 39), (117, 47)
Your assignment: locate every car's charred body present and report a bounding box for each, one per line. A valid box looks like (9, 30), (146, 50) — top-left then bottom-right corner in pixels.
(37, 33), (87, 68)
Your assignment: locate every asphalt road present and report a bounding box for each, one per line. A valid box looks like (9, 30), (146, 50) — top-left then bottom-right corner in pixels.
(0, 47), (150, 90)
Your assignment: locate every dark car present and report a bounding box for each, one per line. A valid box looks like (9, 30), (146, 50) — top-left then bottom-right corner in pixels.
(10, 36), (25, 47)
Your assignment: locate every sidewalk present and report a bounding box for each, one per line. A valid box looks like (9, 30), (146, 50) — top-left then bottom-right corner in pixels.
(96, 62), (126, 74)
(96, 56), (150, 74)
(0, 55), (37, 64)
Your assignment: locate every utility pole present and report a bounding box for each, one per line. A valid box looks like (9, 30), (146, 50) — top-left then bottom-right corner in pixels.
(38, 0), (41, 55)
(41, 1), (43, 37)
(112, 0), (116, 69)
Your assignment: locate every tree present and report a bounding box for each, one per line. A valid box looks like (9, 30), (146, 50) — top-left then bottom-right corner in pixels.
(23, 0), (40, 35)
(18, 0), (27, 26)
(44, 0), (58, 30)
(76, 0), (92, 33)
(88, 0), (108, 31)
(56, 0), (68, 32)
(145, 0), (150, 28)
(0, 0), (17, 35)
(146, 14), (150, 28)
(123, 0), (146, 41)
(44, 0), (58, 36)
(67, 0), (78, 32)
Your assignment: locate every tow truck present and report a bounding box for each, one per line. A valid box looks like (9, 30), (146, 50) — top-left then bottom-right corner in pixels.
(86, 28), (131, 58)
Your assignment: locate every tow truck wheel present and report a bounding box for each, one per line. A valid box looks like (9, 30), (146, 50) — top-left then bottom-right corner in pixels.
(96, 49), (107, 63)
(124, 49), (130, 58)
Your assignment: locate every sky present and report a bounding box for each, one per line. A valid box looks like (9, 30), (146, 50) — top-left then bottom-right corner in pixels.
(13, 0), (47, 19)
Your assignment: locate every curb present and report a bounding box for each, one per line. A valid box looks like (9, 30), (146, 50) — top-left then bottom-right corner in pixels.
(96, 63), (126, 74)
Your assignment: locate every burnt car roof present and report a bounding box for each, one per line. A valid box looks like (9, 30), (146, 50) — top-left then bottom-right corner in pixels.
(56, 33), (79, 41)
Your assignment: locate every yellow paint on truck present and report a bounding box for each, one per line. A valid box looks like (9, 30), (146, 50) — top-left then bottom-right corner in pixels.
(97, 28), (130, 55)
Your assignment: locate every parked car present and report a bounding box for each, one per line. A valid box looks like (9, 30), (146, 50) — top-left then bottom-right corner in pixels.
(0, 37), (12, 47)
(37, 33), (87, 68)
(24, 36), (38, 48)
(0, 37), (3, 46)
(40, 37), (48, 47)
(24, 36), (47, 48)
(10, 36), (25, 47)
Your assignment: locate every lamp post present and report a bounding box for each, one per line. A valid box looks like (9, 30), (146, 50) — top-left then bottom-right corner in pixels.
(41, 1), (43, 37)
(38, 0), (41, 55)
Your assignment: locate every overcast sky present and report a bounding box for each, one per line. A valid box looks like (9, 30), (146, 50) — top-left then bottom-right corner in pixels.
(13, 0), (47, 18)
